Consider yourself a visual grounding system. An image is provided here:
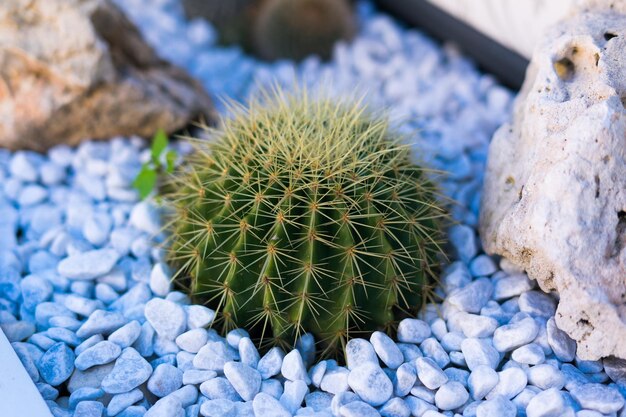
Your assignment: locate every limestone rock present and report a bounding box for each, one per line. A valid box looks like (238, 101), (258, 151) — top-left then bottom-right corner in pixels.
(0, 0), (215, 151)
(480, 1), (626, 360)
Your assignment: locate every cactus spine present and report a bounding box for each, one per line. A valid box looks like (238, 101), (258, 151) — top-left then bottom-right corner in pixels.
(166, 90), (446, 357)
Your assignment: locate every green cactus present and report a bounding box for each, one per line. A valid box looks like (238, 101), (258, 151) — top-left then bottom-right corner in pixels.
(252, 0), (356, 61)
(165, 90), (446, 358)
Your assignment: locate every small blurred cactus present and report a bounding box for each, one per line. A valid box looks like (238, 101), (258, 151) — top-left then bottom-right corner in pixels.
(182, 0), (256, 46)
(182, 0), (356, 62)
(253, 0), (356, 61)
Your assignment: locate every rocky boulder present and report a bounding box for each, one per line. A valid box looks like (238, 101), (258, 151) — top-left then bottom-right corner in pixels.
(480, 1), (626, 360)
(0, 0), (215, 151)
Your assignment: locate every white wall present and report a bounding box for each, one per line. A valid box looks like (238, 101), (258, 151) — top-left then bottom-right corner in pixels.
(426, 0), (575, 58)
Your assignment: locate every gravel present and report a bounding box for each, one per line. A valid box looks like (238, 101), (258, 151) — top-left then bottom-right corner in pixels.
(1, 0), (624, 416)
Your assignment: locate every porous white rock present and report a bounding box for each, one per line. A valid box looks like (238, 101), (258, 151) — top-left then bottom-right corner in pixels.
(480, 2), (626, 360)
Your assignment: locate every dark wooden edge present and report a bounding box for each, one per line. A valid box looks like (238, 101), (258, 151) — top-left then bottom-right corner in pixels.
(372, 0), (528, 90)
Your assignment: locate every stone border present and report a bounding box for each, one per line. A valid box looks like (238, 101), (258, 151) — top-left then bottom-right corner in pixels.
(0, 328), (53, 417)
(373, 0), (529, 89)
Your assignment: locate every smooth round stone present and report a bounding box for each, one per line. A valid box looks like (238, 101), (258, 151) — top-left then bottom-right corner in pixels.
(175, 328), (208, 353)
(101, 348), (152, 394)
(525, 388), (565, 417)
(20, 274), (53, 311)
(320, 366), (350, 395)
(448, 224), (477, 263)
(223, 361), (261, 401)
(603, 356), (626, 385)
(414, 357), (448, 390)
(346, 338), (378, 370)
(309, 361), (327, 388)
(461, 338), (500, 370)
(280, 380), (308, 414)
(68, 387), (103, 408)
(569, 383), (625, 414)
(379, 397), (411, 417)
(252, 393), (291, 417)
(107, 388), (143, 416)
(257, 347), (285, 379)
(468, 365), (499, 400)
(518, 291), (556, 318)
(1, 321), (35, 342)
(447, 278), (493, 314)
(200, 399), (235, 417)
(340, 400), (381, 417)
(371, 331), (404, 369)
(421, 338), (450, 369)
(75, 341), (121, 371)
(37, 342), (75, 386)
(397, 319), (432, 344)
(493, 317), (539, 352)
(74, 400), (104, 417)
(281, 350), (311, 384)
(144, 298), (187, 340)
(129, 201), (161, 235)
(183, 370), (217, 385)
(184, 305), (215, 329)
(476, 395), (516, 417)
(347, 363), (393, 406)
(527, 364), (565, 390)
(108, 320), (142, 348)
(200, 377), (241, 401)
(147, 364), (182, 397)
(58, 249), (120, 280)
(459, 313), (498, 338)
(487, 367), (527, 400)
(434, 381), (469, 410)
(76, 309), (127, 338)
(394, 362), (417, 397)
(331, 391), (359, 416)
(238, 337), (260, 368)
(469, 255), (497, 276)
(546, 318), (576, 362)
(511, 343), (545, 365)
(149, 263), (172, 297)
(144, 395), (183, 417)
(261, 379), (284, 400)
(493, 274), (534, 300)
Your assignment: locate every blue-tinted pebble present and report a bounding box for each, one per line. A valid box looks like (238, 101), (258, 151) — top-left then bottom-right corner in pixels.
(38, 342), (75, 385)
(74, 400), (104, 417)
(397, 319), (431, 344)
(393, 362), (417, 397)
(280, 380), (308, 413)
(101, 347), (152, 394)
(148, 364), (183, 397)
(75, 340), (121, 370)
(253, 392), (291, 417)
(282, 349), (311, 384)
(340, 400), (381, 417)
(223, 361), (261, 401)
(261, 378), (284, 399)
(348, 362), (393, 406)
(109, 320), (142, 348)
(68, 387), (104, 409)
(379, 397), (410, 417)
(199, 377), (242, 401)
(371, 331), (403, 369)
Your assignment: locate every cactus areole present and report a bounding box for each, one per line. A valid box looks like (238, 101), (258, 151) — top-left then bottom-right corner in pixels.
(166, 91), (446, 358)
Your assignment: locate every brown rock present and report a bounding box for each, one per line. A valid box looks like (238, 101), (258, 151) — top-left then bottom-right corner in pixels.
(0, 0), (215, 151)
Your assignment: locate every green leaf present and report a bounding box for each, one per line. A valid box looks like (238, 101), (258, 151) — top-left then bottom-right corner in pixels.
(133, 165), (158, 200)
(165, 150), (177, 174)
(151, 129), (169, 162)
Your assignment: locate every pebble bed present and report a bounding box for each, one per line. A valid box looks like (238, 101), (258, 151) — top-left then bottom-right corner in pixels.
(1, 1), (625, 417)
